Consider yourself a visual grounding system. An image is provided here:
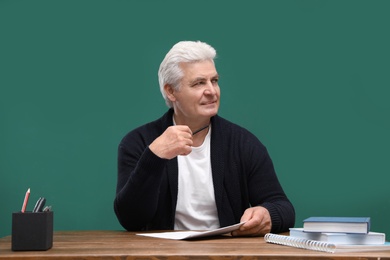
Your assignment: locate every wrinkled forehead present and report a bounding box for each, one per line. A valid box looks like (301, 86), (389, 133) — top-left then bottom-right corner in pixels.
(179, 60), (218, 79)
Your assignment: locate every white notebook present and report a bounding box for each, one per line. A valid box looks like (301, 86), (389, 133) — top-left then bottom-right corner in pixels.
(137, 222), (245, 240)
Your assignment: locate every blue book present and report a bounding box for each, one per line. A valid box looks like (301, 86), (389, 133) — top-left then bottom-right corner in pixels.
(303, 217), (371, 234)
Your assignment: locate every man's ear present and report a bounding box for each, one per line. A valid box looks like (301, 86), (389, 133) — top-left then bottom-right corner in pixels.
(164, 84), (176, 102)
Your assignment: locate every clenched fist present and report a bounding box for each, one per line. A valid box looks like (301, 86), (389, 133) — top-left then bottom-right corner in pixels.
(149, 125), (193, 159)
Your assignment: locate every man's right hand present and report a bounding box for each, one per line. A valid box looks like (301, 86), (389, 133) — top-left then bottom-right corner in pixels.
(149, 125), (193, 159)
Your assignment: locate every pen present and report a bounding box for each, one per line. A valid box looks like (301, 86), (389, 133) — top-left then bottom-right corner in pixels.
(43, 205), (52, 212)
(21, 188), (30, 213)
(192, 124), (209, 136)
(33, 197), (46, 212)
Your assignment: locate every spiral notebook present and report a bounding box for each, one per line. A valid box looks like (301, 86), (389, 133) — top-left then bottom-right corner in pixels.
(264, 233), (390, 253)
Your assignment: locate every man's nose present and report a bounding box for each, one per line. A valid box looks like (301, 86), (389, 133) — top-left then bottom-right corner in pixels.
(204, 81), (217, 95)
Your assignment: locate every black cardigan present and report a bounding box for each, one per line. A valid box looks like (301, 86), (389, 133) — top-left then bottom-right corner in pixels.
(114, 109), (295, 233)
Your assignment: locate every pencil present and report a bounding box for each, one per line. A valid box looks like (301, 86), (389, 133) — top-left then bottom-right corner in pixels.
(192, 125), (209, 136)
(21, 188), (30, 213)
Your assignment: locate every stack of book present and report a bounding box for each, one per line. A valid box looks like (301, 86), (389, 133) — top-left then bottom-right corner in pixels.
(264, 216), (389, 253)
(290, 216), (386, 245)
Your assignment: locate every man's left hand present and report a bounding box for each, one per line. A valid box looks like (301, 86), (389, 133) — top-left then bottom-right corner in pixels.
(232, 206), (272, 237)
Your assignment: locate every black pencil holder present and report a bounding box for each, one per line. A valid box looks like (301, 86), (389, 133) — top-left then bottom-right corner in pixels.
(11, 211), (53, 251)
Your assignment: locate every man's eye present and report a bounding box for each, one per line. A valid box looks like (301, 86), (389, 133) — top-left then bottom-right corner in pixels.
(212, 79), (219, 83)
(193, 81), (204, 86)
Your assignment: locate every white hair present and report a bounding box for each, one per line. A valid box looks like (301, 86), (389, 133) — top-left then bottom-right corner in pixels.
(158, 41), (217, 107)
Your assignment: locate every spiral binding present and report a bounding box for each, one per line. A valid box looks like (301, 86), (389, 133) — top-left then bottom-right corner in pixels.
(264, 233), (337, 253)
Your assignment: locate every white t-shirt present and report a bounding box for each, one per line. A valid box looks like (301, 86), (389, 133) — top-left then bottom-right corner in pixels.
(174, 126), (220, 230)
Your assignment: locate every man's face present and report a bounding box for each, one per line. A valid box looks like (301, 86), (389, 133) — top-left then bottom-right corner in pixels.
(168, 60), (220, 122)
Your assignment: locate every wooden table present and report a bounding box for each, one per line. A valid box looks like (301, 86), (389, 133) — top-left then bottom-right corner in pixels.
(1, 230), (390, 259)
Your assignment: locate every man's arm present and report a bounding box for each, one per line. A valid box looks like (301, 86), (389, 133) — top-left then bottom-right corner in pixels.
(114, 142), (167, 231)
(238, 132), (295, 235)
(114, 125), (194, 231)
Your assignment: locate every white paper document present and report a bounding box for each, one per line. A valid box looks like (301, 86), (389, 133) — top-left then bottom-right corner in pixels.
(137, 222), (246, 240)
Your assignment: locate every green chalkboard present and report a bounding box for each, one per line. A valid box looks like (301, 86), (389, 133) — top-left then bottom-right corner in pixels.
(1, 0), (389, 238)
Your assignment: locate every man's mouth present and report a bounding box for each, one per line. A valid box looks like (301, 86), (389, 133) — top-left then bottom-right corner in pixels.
(201, 100), (217, 105)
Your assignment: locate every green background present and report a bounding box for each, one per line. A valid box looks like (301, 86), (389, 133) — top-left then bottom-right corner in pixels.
(1, 0), (389, 238)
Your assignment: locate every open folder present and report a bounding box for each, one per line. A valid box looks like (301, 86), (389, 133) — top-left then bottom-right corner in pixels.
(136, 222), (246, 240)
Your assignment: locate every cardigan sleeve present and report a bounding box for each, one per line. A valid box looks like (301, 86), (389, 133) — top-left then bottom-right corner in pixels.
(246, 139), (295, 233)
(221, 121), (295, 234)
(113, 131), (168, 231)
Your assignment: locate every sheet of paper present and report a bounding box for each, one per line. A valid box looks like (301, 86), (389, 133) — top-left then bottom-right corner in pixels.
(137, 222), (246, 240)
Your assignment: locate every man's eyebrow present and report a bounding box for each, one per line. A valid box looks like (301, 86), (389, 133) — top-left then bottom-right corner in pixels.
(191, 74), (219, 82)
(189, 77), (206, 85)
(189, 74), (220, 84)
